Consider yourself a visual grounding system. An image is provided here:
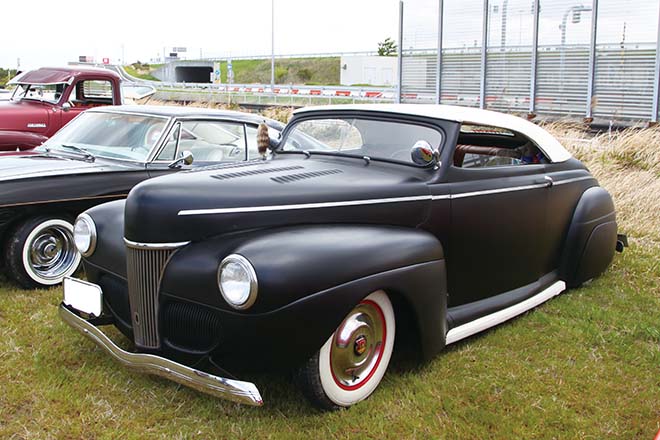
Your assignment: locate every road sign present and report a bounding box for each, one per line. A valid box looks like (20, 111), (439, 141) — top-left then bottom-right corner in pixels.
(102, 58), (110, 65)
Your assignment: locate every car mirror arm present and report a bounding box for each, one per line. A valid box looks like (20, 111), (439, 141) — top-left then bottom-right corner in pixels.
(168, 150), (194, 169)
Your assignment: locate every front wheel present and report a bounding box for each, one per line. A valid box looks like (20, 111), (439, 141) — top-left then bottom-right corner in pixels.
(297, 290), (395, 410)
(5, 216), (81, 289)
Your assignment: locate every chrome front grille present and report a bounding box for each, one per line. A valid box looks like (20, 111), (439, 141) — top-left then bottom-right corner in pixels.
(125, 241), (184, 349)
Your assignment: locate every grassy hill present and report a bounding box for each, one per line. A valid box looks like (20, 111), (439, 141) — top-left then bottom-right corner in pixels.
(126, 58), (341, 85)
(217, 57), (340, 85)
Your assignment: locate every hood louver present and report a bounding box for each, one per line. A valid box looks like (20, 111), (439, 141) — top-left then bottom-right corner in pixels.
(270, 169), (343, 184)
(211, 165), (305, 181)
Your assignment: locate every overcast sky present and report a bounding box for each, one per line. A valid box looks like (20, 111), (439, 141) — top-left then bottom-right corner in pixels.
(0, 0), (400, 69)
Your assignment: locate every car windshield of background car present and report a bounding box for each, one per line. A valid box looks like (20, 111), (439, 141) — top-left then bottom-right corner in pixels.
(40, 112), (168, 161)
(281, 117), (444, 165)
(11, 83), (66, 104)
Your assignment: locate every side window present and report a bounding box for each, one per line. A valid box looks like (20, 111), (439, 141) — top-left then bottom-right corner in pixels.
(71, 80), (113, 106)
(177, 120), (247, 162)
(156, 123), (180, 161)
(82, 80), (113, 100)
(453, 124), (548, 168)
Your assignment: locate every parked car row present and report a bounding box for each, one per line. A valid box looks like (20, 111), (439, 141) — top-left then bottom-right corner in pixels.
(1, 100), (624, 409)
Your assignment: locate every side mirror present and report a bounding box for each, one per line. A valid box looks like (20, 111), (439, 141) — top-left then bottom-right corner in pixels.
(410, 140), (440, 167)
(62, 102), (72, 112)
(168, 150), (194, 168)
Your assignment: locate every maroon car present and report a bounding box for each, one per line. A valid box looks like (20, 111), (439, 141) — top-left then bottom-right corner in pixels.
(0, 67), (122, 151)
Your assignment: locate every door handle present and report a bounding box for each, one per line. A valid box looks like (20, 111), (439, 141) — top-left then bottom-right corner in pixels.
(537, 176), (554, 188)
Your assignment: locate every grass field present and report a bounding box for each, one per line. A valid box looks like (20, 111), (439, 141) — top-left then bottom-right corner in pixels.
(215, 58), (340, 85)
(1, 121), (659, 439)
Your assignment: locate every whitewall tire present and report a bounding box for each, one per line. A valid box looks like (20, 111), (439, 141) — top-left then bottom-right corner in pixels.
(5, 216), (81, 289)
(297, 290), (395, 410)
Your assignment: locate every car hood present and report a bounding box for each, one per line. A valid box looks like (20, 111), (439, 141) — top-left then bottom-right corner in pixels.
(124, 155), (432, 243)
(0, 154), (129, 181)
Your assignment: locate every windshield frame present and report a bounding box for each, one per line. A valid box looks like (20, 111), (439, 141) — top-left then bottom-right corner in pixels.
(39, 110), (174, 163)
(277, 112), (446, 169)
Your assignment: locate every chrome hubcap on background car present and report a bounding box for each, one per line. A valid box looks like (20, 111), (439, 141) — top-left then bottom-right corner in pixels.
(330, 300), (386, 390)
(28, 226), (76, 281)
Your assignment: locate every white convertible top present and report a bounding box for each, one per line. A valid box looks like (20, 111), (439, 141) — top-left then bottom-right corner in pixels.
(295, 104), (572, 163)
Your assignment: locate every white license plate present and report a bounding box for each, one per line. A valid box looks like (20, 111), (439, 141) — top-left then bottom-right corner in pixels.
(63, 277), (103, 318)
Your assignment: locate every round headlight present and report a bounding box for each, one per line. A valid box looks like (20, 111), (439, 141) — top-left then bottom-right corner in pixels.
(218, 254), (258, 310)
(73, 214), (97, 257)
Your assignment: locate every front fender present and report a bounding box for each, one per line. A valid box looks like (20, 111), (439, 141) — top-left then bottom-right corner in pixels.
(159, 224), (448, 368)
(161, 224), (444, 312)
(0, 130), (47, 150)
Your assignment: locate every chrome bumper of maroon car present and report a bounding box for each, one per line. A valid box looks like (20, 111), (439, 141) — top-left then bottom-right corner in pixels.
(58, 304), (263, 406)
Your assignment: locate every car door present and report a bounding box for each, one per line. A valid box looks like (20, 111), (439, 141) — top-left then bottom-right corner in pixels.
(440, 127), (554, 307)
(146, 119), (250, 178)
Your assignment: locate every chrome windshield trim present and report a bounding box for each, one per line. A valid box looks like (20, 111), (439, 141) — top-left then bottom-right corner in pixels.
(59, 305), (263, 406)
(178, 195), (433, 216)
(123, 238), (190, 250)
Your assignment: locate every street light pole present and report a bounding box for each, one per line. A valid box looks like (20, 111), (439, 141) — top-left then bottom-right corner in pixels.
(271, 0), (275, 91)
(559, 5), (592, 98)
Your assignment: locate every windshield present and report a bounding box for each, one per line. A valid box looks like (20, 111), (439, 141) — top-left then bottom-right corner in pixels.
(281, 117), (444, 165)
(40, 112), (169, 161)
(11, 83), (69, 104)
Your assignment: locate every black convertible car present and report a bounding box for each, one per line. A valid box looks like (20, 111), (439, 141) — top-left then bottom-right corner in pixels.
(0, 105), (282, 288)
(60, 104), (624, 409)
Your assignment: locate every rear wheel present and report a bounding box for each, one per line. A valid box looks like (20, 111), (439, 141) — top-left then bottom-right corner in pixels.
(5, 216), (81, 289)
(297, 290), (395, 410)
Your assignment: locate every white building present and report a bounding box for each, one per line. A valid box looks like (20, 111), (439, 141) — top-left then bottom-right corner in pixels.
(340, 56), (397, 86)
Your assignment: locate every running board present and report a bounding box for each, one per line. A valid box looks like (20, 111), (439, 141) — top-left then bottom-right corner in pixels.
(445, 280), (566, 345)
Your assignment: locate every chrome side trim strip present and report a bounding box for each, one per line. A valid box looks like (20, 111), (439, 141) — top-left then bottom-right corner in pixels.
(177, 177), (593, 216)
(552, 176), (594, 186)
(124, 238), (190, 250)
(59, 305), (263, 406)
(445, 280), (566, 345)
(178, 195), (433, 216)
(450, 182), (547, 199)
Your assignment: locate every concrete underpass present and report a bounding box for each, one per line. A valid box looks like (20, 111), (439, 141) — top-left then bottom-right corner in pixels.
(174, 66), (213, 83)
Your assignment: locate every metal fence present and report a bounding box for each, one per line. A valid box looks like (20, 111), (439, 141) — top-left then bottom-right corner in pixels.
(398, 0), (660, 122)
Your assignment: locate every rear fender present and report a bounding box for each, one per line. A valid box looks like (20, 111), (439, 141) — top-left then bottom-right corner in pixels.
(559, 186), (618, 287)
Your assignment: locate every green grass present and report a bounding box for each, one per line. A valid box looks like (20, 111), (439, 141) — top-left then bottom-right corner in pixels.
(0, 239), (658, 439)
(123, 65), (161, 82)
(217, 57), (340, 85)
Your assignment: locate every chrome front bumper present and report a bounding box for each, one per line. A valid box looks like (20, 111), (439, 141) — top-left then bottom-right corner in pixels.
(59, 305), (263, 406)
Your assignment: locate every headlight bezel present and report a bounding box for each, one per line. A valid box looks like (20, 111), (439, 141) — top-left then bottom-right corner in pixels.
(217, 254), (258, 310)
(73, 213), (97, 257)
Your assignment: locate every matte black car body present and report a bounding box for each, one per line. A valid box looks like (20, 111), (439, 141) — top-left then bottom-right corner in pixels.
(61, 104), (622, 408)
(0, 105), (282, 288)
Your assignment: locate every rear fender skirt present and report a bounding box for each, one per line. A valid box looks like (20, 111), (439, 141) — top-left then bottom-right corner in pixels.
(559, 186), (617, 287)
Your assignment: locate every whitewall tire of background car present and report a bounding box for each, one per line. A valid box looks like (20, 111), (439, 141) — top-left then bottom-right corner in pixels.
(5, 216), (81, 289)
(297, 290), (395, 409)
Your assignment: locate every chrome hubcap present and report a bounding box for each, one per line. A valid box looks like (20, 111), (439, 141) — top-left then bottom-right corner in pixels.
(28, 226), (76, 281)
(330, 300), (386, 390)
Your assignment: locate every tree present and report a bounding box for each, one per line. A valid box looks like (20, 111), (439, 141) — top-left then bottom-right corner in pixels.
(377, 37), (398, 56)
